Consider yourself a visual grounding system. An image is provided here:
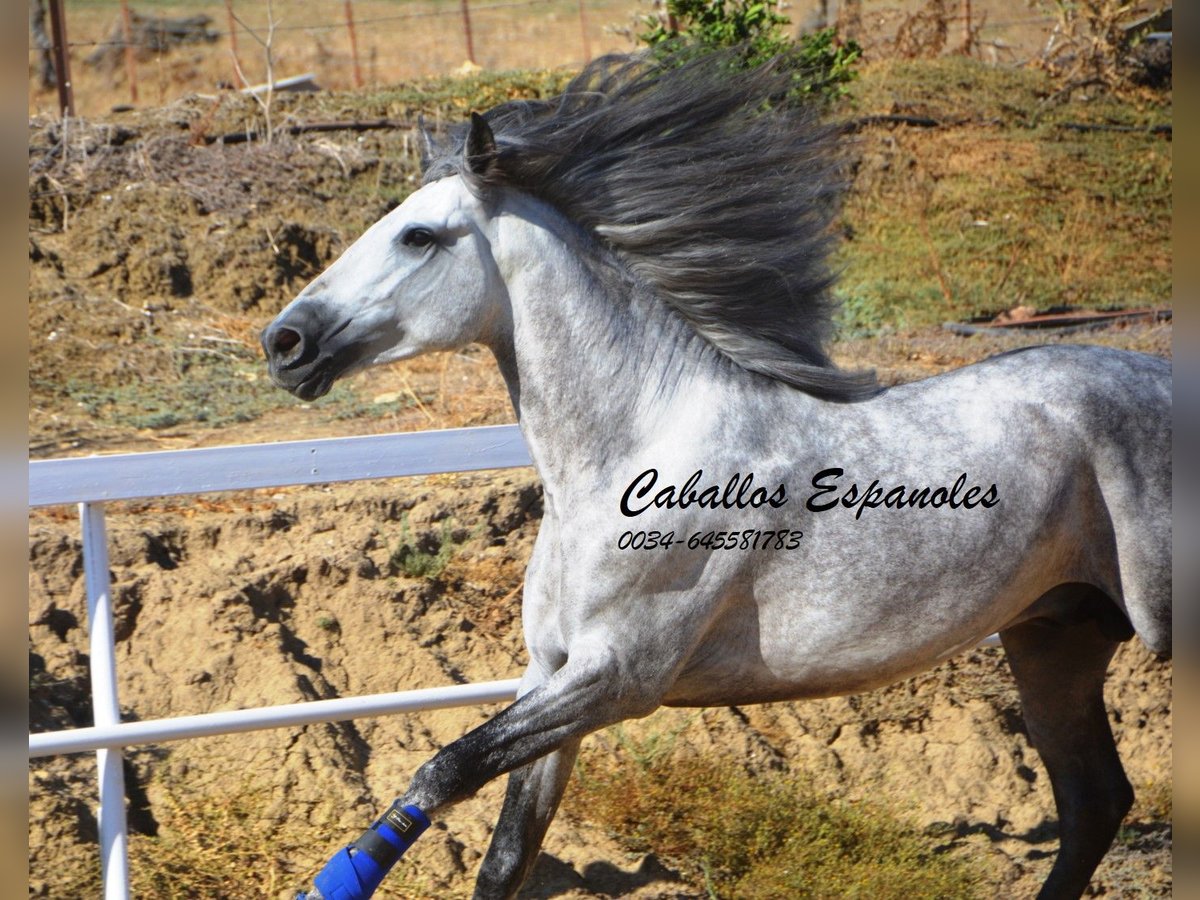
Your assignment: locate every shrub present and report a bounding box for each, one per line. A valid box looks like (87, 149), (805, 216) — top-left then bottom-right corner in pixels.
(638, 0), (861, 103)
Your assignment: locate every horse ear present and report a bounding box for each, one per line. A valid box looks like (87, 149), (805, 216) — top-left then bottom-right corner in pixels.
(464, 111), (499, 178)
(416, 114), (439, 171)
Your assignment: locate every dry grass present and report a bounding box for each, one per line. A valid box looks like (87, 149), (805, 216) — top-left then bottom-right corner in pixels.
(568, 735), (990, 898)
(121, 775), (435, 899)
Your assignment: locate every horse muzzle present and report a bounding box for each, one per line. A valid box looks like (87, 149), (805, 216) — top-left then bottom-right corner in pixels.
(261, 301), (353, 401)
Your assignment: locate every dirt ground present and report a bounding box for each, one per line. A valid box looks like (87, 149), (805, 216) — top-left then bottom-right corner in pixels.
(27, 456), (1174, 899)
(27, 76), (1172, 898)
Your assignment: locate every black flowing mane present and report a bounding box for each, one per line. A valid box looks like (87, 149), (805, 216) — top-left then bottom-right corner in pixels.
(423, 51), (877, 401)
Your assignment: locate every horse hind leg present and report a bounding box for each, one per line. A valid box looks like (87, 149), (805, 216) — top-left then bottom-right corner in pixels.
(1000, 590), (1134, 900)
(472, 738), (581, 900)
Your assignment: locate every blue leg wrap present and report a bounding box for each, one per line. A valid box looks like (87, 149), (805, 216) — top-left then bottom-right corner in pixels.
(296, 802), (430, 900)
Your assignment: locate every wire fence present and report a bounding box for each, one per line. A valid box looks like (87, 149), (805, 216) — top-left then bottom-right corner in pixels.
(28, 0), (1075, 118)
(29, 0), (636, 117)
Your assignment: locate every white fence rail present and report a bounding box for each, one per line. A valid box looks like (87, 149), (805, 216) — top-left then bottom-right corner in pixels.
(30, 423), (532, 505)
(28, 424), (532, 900)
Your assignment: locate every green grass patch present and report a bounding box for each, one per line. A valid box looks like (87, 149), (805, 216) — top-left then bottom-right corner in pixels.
(389, 512), (472, 579)
(49, 354), (280, 432)
(569, 734), (986, 898)
(847, 56), (1171, 132)
(35, 338), (414, 433)
(833, 58), (1170, 336)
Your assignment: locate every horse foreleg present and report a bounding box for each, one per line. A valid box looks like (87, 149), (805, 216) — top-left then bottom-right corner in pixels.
(299, 658), (626, 900)
(472, 738), (582, 900)
(400, 655), (651, 814)
(1000, 611), (1133, 900)
(395, 660), (648, 896)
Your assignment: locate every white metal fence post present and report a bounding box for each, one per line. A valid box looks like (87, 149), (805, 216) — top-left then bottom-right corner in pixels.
(80, 501), (131, 900)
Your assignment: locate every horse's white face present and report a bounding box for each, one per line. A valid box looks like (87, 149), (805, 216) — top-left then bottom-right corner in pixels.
(262, 176), (505, 400)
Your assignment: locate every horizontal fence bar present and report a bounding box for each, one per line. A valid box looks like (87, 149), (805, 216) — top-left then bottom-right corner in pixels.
(29, 424), (532, 507)
(30, 678), (522, 758)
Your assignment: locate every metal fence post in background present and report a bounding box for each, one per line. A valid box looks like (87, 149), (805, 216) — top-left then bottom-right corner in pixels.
(46, 0), (74, 116)
(80, 502), (131, 900)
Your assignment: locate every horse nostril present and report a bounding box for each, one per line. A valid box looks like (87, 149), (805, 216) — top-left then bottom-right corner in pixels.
(271, 327), (303, 358)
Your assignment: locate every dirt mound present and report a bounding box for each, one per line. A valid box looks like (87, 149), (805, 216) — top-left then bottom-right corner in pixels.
(28, 109), (403, 457)
(28, 106), (391, 330)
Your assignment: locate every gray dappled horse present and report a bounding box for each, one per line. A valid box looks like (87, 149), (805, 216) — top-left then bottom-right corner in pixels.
(263, 52), (1172, 899)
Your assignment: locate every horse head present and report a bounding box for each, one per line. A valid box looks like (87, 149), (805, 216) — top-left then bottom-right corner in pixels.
(261, 115), (506, 400)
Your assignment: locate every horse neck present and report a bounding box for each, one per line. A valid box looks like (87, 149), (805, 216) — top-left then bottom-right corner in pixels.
(486, 194), (716, 486)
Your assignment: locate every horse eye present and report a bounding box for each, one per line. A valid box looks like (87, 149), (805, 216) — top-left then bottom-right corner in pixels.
(402, 227), (436, 249)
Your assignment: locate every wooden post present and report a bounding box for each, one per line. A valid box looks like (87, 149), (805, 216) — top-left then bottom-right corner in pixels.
(460, 0), (476, 65)
(344, 0), (364, 87)
(46, 0), (73, 116)
(960, 0), (973, 54)
(577, 0), (591, 62)
(225, 0), (242, 87)
(119, 0), (138, 103)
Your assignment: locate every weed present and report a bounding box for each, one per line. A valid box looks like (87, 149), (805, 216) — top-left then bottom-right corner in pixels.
(38, 337), (419, 434)
(389, 512), (468, 579)
(1033, 0), (1162, 94)
(330, 390), (417, 421)
(596, 718), (697, 769)
(568, 734), (986, 898)
(370, 68), (577, 121)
